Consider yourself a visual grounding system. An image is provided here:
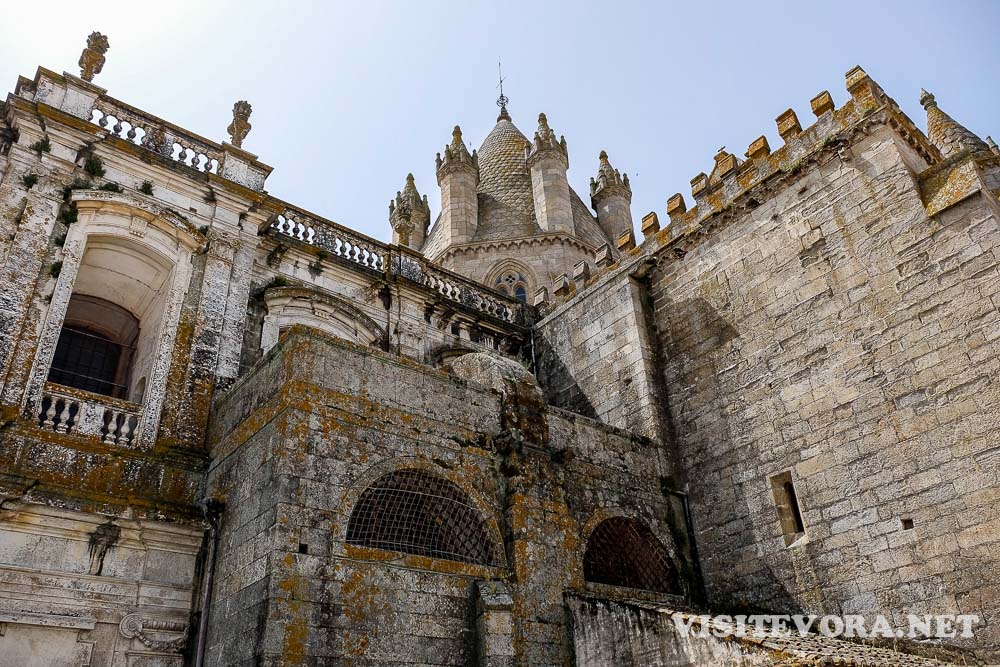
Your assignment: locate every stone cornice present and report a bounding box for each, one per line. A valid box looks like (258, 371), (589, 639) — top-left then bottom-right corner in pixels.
(431, 232), (601, 265)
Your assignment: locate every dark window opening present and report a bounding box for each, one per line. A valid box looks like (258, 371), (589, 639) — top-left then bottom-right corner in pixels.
(770, 471), (806, 546)
(48, 326), (127, 398)
(901, 518), (914, 531)
(47, 294), (140, 400)
(346, 469), (498, 566)
(514, 285), (527, 303)
(583, 517), (680, 594)
(784, 482), (805, 535)
(298, 542), (309, 554)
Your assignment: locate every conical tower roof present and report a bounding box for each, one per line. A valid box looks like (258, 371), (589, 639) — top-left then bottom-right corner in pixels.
(920, 89), (989, 159)
(475, 111), (538, 240)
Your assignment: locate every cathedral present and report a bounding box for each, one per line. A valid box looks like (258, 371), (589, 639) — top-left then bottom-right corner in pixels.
(0, 34), (998, 666)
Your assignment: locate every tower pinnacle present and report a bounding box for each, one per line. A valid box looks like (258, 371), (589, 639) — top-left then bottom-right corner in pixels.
(919, 89), (989, 158)
(496, 59), (511, 121)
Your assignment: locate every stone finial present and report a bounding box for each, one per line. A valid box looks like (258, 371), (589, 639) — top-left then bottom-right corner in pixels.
(590, 150), (632, 202)
(641, 212), (660, 238)
(920, 89), (989, 158)
(746, 136), (771, 161)
(811, 91), (835, 117)
(595, 244), (614, 267)
(226, 100), (252, 148)
(776, 109), (802, 142)
(78, 32), (110, 82)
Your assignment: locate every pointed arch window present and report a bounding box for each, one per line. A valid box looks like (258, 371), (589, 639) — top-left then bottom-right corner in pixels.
(346, 469), (499, 566)
(494, 271), (529, 304)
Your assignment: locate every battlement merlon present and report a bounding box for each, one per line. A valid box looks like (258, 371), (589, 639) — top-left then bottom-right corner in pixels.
(663, 66), (942, 234)
(8, 66), (273, 194)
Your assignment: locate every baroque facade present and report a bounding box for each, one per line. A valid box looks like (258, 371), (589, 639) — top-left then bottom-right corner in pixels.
(0, 34), (998, 667)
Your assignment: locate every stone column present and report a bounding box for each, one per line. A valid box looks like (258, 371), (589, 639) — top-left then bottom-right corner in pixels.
(475, 580), (514, 667)
(0, 190), (61, 406)
(17, 220), (87, 414)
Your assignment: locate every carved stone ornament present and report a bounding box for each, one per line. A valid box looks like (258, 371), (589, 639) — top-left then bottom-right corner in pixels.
(79, 32), (110, 82)
(119, 613), (188, 653)
(227, 100), (253, 148)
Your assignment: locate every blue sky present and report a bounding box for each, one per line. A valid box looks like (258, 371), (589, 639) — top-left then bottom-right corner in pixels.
(3, 0), (998, 242)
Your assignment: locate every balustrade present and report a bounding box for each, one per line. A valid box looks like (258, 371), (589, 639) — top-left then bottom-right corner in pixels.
(270, 204), (386, 272)
(90, 99), (221, 174)
(37, 383), (142, 448)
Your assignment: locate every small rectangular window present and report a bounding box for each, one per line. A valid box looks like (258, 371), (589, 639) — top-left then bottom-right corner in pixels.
(770, 471), (806, 546)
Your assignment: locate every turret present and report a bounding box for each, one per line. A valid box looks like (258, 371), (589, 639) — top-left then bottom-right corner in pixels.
(589, 150), (633, 242)
(435, 125), (479, 246)
(525, 113), (574, 234)
(388, 173), (431, 249)
(919, 89), (990, 159)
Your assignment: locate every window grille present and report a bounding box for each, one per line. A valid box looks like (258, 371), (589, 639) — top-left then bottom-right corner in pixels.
(48, 326), (128, 398)
(583, 517), (679, 593)
(346, 469), (499, 566)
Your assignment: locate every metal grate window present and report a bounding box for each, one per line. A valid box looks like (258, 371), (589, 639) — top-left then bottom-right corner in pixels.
(346, 469), (499, 566)
(583, 517), (679, 593)
(48, 326), (126, 398)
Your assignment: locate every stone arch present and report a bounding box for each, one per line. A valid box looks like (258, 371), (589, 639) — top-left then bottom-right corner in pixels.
(336, 456), (505, 568)
(580, 508), (681, 595)
(261, 286), (388, 352)
(24, 191), (200, 449)
(484, 259), (536, 304)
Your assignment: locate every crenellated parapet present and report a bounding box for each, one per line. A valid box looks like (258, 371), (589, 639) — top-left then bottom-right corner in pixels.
(543, 66), (959, 310)
(661, 66), (939, 235)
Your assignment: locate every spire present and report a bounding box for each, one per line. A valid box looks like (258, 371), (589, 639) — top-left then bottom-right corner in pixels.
(496, 59), (511, 122)
(589, 150), (631, 200)
(525, 112), (568, 165)
(919, 89), (989, 159)
(589, 150), (633, 243)
(987, 136), (1000, 156)
(389, 173), (431, 249)
(435, 125), (479, 180)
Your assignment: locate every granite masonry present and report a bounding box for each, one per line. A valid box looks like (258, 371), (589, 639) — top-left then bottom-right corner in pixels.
(0, 34), (997, 666)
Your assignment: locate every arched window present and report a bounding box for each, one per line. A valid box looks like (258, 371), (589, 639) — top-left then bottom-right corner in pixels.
(583, 517), (679, 593)
(346, 469), (499, 566)
(494, 271), (530, 304)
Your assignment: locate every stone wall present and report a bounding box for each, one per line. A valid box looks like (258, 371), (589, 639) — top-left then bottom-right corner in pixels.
(535, 264), (669, 444)
(649, 125), (1000, 657)
(0, 502), (202, 666)
(205, 327), (690, 665)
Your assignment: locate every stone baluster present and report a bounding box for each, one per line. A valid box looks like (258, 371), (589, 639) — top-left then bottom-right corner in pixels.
(54, 400), (72, 433)
(43, 398), (57, 429)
